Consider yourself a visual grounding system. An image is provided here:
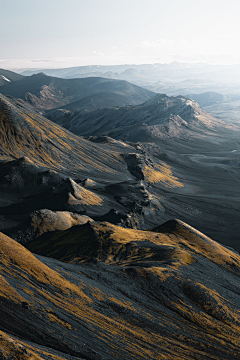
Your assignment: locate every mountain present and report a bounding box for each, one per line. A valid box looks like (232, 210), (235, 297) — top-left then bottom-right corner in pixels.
(1, 220), (240, 359)
(50, 91), (141, 112)
(44, 93), (240, 251)
(47, 93), (239, 151)
(0, 68), (24, 86)
(0, 72), (155, 113)
(19, 62), (225, 80)
(19, 63), (240, 126)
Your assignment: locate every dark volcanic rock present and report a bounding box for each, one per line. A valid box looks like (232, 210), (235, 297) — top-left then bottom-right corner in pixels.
(4, 209), (93, 244)
(1, 92), (240, 255)
(0, 157), (64, 195)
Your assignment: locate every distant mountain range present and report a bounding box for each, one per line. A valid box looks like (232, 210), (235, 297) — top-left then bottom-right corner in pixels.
(19, 62), (226, 80)
(6, 63), (240, 123)
(0, 72), (155, 113)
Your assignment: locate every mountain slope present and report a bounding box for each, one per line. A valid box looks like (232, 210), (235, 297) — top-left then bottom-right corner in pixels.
(0, 72), (155, 112)
(1, 221), (240, 359)
(0, 94), (188, 234)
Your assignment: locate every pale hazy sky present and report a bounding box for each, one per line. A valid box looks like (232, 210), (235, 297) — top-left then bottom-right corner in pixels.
(1, 0), (240, 69)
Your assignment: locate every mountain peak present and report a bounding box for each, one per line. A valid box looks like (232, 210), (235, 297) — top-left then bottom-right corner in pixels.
(31, 72), (48, 77)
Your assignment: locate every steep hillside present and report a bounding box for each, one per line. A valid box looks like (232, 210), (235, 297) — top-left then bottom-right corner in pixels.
(0, 93), (188, 233)
(0, 72), (155, 112)
(1, 221), (240, 359)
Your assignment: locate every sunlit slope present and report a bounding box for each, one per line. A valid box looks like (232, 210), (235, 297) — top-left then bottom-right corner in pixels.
(0, 94), (131, 181)
(2, 221), (240, 359)
(0, 329), (85, 360)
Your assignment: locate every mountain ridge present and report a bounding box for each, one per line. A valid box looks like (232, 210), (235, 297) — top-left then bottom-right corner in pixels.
(0, 73), (155, 113)
(47, 93), (239, 151)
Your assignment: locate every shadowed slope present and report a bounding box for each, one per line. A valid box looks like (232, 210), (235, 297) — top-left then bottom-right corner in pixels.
(1, 221), (240, 359)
